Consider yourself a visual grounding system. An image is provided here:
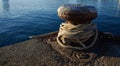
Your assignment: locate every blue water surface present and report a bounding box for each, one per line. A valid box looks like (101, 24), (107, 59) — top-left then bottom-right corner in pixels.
(0, 0), (120, 47)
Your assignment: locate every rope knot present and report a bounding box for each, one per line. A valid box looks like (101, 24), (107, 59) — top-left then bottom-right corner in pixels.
(57, 22), (98, 50)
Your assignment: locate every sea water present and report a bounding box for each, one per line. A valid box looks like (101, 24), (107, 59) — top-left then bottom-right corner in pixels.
(0, 0), (120, 47)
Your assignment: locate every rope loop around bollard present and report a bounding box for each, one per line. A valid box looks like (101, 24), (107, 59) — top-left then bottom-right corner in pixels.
(56, 25), (98, 50)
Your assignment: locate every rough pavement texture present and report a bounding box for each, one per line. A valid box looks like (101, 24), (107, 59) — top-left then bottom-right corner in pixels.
(0, 31), (120, 66)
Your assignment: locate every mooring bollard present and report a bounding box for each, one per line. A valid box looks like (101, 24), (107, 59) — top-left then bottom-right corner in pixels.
(57, 4), (98, 50)
(27, 4), (120, 63)
(27, 4), (120, 62)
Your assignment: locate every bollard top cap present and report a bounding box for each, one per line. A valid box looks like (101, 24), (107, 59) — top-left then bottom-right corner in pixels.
(57, 4), (97, 23)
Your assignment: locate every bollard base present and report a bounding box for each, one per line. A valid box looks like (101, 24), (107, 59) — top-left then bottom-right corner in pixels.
(45, 32), (97, 62)
(49, 41), (97, 62)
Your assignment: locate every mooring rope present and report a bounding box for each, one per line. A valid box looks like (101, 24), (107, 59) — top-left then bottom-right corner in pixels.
(57, 22), (98, 50)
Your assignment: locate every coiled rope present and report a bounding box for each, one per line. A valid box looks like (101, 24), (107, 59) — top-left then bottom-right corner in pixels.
(57, 22), (98, 50)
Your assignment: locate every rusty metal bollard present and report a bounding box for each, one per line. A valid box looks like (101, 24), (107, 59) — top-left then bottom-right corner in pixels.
(57, 4), (98, 50)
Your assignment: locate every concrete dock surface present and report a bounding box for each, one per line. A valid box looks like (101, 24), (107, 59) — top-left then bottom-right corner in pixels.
(0, 31), (120, 66)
